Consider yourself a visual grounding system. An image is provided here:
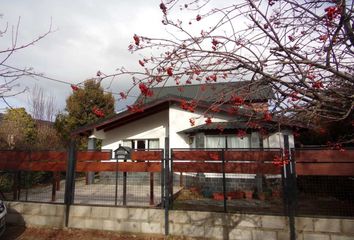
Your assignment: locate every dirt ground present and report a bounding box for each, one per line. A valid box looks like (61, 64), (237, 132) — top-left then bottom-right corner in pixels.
(1, 225), (200, 240)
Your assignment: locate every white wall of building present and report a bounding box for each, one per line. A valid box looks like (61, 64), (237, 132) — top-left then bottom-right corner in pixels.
(263, 130), (295, 149)
(100, 109), (169, 151)
(168, 103), (235, 149)
(95, 103), (294, 152)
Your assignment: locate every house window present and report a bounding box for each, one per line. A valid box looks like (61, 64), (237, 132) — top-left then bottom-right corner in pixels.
(195, 133), (205, 148)
(122, 139), (159, 150)
(227, 135), (251, 148)
(122, 140), (133, 148)
(205, 136), (226, 148)
(205, 135), (251, 149)
(148, 139), (159, 149)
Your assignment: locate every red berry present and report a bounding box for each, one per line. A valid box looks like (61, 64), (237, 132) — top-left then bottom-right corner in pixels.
(119, 92), (127, 99)
(133, 34), (140, 46)
(71, 85), (79, 91)
(205, 117), (212, 125)
(159, 3), (167, 15)
(166, 67), (173, 76)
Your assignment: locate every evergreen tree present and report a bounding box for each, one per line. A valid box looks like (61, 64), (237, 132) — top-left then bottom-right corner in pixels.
(55, 79), (115, 148)
(0, 108), (36, 149)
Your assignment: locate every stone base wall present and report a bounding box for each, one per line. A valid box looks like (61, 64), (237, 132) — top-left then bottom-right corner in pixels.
(5, 202), (165, 235)
(5, 202), (354, 240)
(169, 210), (354, 240)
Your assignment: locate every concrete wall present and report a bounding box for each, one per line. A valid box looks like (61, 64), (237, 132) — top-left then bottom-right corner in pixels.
(5, 202), (165, 235)
(5, 202), (354, 240)
(6, 202), (65, 228)
(169, 211), (354, 240)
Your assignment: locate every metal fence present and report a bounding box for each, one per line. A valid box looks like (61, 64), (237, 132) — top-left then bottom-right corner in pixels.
(0, 148), (165, 208)
(294, 149), (354, 217)
(169, 148), (354, 217)
(0, 150), (68, 203)
(170, 148), (285, 214)
(0, 145), (353, 239)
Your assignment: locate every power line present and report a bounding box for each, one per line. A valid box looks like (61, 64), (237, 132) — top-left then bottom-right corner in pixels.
(1, 64), (122, 96)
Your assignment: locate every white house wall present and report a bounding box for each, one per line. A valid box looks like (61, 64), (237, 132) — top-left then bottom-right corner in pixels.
(97, 104), (294, 152)
(168, 104), (234, 149)
(101, 109), (169, 151)
(263, 130), (295, 149)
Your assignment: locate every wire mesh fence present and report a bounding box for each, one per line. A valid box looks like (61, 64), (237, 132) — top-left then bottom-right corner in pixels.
(73, 171), (164, 207)
(170, 148), (354, 217)
(296, 175), (354, 217)
(170, 148), (285, 214)
(0, 147), (353, 218)
(0, 170), (66, 203)
(294, 148), (354, 217)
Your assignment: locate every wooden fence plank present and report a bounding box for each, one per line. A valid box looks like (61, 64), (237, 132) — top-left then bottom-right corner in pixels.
(295, 150), (354, 163)
(226, 162), (280, 174)
(29, 152), (67, 162)
(173, 162), (280, 174)
(76, 162), (116, 172)
(172, 151), (221, 161)
(224, 151), (280, 162)
(0, 161), (28, 170)
(0, 161), (67, 171)
(75, 162), (161, 172)
(0, 151), (67, 162)
(296, 163), (354, 176)
(29, 162), (66, 171)
(131, 151), (163, 161)
(0, 151), (30, 162)
(76, 151), (112, 161)
(118, 162), (161, 172)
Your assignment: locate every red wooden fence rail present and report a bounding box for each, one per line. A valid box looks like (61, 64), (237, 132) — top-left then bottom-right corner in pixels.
(1, 149), (353, 175)
(0, 150), (111, 172)
(294, 149), (354, 176)
(172, 150), (281, 174)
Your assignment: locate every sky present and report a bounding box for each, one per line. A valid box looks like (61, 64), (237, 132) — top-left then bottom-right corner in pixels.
(0, 0), (169, 114)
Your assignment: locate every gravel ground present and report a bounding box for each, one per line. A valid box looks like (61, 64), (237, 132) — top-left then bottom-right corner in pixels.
(1, 225), (201, 240)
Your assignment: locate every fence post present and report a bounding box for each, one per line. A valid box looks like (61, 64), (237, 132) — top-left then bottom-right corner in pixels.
(122, 161), (127, 206)
(115, 156), (118, 206)
(13, 171), (21, 201)
(283, 135), (296, 240)
(150, 172), (154, 205)
(64, 140), (77, 227)
(164, 137), (170, 236)
(55, 172), (61, 191)
(221, 149), (227, 212)
(161, 149), (165, 209)
(86, 137), (96, 184)
(51, 172), (56, 202)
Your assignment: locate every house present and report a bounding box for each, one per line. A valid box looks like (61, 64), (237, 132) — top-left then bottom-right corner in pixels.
(73, 81), (295, 153)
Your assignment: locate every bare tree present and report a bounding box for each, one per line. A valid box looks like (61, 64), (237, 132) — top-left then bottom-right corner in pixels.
(28, 85), (57, 122)
(0, 16), (52, 108)
(100, 0), (353, 128)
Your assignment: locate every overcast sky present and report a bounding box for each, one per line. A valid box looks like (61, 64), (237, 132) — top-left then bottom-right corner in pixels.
(0, 0), (170, 113)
